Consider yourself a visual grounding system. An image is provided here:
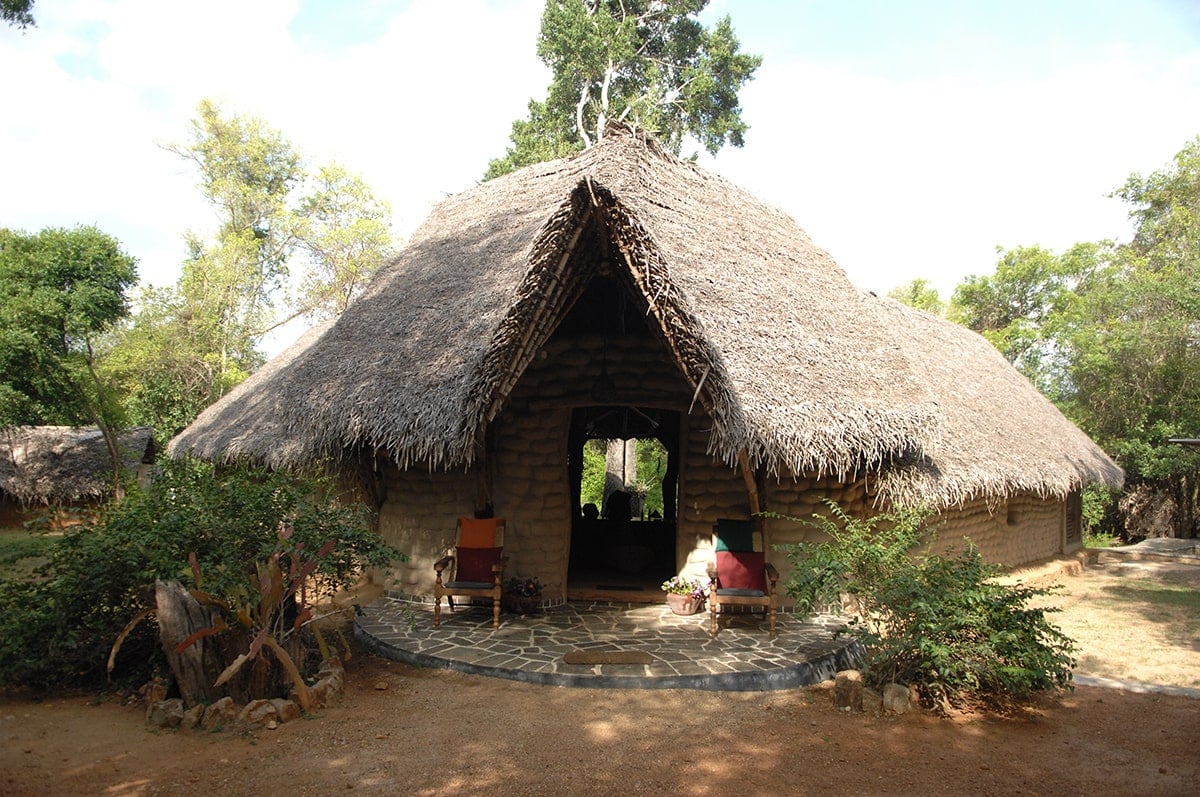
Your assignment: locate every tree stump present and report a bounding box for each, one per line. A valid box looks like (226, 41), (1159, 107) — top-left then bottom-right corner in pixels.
(154, 579), (229, 707)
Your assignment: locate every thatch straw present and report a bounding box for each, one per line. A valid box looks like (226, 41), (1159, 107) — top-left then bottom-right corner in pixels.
(865, 295), (1123, 507)
(169, 125), (1119, 507)
(0, 426), (156, 504)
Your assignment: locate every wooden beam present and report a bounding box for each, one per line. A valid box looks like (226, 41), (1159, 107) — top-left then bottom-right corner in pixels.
(737, 449), (761, 517)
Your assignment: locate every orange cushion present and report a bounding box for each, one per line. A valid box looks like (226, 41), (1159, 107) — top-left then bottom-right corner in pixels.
(716, 550), (766, 592)
(458, 517), (498, 548)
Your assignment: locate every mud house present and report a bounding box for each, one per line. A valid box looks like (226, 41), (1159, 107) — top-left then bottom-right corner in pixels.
(169, 126), (1122, 606)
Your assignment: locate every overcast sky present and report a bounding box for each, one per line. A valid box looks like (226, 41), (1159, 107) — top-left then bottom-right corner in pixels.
(3, 0), (1199, 352)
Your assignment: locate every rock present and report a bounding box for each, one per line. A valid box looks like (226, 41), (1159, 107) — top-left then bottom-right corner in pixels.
(374, 680), (389, 691)
(145, 698), (184, 728)
(883, 683), (911, 714)
(140, 677), (168, 705)
(861, 687), (883, 717)
(270, 699), (301, 724)
(238, 699), (278, 727)
(181, 703), (205, 731)
(201, 696), (237, 730)
(833, 670), (863, 711)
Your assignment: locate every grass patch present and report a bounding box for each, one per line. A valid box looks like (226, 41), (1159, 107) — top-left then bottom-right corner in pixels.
(1099, 581), (1200, 610)
(0, 530), (53, 578)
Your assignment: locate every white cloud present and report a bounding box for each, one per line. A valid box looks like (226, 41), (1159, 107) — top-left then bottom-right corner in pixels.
(702, 50), (1200, 297)
(3, 0), (1197, 328)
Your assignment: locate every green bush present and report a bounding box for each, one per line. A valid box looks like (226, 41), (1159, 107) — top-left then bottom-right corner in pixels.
(0, 457), (401, 690)
(782, 503), (1077, 712)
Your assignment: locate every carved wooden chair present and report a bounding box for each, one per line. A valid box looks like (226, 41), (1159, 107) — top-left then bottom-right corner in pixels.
(433, 517), (507, 628)
(707, 518), (779, 638)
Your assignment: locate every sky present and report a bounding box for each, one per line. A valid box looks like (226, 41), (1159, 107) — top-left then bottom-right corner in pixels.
(3, 0), (1199, 353)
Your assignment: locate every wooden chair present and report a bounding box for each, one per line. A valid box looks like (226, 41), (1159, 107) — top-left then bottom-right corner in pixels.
(707, 518), (779, 638)
(433, 517), (507, 628)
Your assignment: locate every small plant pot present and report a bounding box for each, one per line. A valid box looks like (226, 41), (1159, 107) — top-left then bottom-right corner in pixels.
(666, 593), (704, 615)
(503, 594), (541, 615)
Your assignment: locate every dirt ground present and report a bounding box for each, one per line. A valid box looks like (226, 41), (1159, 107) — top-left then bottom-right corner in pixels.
(3, 562), (1198, 796)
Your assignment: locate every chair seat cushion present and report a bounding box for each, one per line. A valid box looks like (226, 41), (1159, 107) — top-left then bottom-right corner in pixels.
(444, 580), (497, 591)
(715, 550), (767, 592)
(455, 546), (503, 582)
(716, 587), (767, 598)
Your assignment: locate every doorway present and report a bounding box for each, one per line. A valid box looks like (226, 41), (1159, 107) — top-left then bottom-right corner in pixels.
(567, 406), (679, 600)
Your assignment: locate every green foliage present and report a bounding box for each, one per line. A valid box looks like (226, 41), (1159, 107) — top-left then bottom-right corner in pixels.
(0, 225), (137, 427)
(635, 437), (667, 516)
(579, 437), (668, 516)
(486, 0), (761, 178)
(782, 504), (1077, 712)
(0, 458), (400, 689)
(1, 0), (34, 29)
(580, 438), (607, 508)
(887, 278), (945, 316)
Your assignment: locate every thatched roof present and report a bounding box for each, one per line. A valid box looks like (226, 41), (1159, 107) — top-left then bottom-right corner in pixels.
(865, 295), (1123, 506)
(169, 125), (1119, 507)
(0, 426), (156, 504)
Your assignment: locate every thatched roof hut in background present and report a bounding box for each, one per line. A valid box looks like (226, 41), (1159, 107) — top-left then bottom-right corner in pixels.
(170, 125), (1122, 598)
(0, 426), (156, 506)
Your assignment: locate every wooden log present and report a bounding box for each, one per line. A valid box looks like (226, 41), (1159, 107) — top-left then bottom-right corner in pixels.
(154, 580), (225, 707)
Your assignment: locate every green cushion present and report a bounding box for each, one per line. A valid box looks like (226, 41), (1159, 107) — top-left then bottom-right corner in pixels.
(714, 518), (755, 552)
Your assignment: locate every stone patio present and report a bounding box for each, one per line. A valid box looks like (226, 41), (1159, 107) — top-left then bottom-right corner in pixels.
(355, 598), (861, 691)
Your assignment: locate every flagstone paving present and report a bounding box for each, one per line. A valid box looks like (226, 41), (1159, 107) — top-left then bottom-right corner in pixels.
(355, 598), (861, 691)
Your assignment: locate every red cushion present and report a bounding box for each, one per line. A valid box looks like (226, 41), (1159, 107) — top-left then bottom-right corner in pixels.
(455, 546), (502, 583)
(459, 517), (499, 548)
(716, 550), (766, 592)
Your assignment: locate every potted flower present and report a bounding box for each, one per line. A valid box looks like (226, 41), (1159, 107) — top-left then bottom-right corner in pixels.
(661, 576), (709, 615)
(503, 576), (542, 615)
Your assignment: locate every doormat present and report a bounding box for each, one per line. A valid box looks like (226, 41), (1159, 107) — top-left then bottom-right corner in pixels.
(596, 584), (644, 591)
(563, 649), (654, 665)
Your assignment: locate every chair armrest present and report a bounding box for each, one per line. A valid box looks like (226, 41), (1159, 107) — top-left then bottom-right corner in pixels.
(764, 562), (780, 594)
(706, 562), (719, 580)
(434, 554), (454, 574)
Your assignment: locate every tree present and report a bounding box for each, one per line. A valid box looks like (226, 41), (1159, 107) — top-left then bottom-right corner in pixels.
(295, 164), (396, 319)
(110, 101), (397, 438)
(887, 278), (945, 316)
(0, 226), (137, 495)
(168, 99), (305, 372)
(1, 0), (34, 29)
(947, 136), (1200, 537)
(949, 243), (1103, 397)
(1059, 138), (1200, 527)
(486, 0), (761, 179)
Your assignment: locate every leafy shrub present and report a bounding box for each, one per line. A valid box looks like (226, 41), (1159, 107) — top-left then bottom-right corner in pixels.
(782, 503), (1076, 712)
(0, 457), (401, 690)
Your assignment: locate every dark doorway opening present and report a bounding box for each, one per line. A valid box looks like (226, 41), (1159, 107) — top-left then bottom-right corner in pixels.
(567, 406), (679, 599)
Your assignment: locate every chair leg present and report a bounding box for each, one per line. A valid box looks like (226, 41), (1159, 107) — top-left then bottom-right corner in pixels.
(434, 596), (442, 628)
(492, 596), (501, 628)
(709, 600), (718, 637)
(768, 604), (777, 639)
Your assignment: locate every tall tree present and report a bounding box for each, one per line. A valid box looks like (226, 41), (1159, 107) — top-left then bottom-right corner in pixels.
(486, 0), (761, 179)
(947, 136), (1200, 536)
(0, 225), (137, 495)
(949, 243), (1103, 397)
(168, 99), (305, 372)
(295, 164), (396, 319)
(111, 101), (397, 439)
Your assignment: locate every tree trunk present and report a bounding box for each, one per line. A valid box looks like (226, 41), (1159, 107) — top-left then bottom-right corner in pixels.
(155, 580), (226, 706)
